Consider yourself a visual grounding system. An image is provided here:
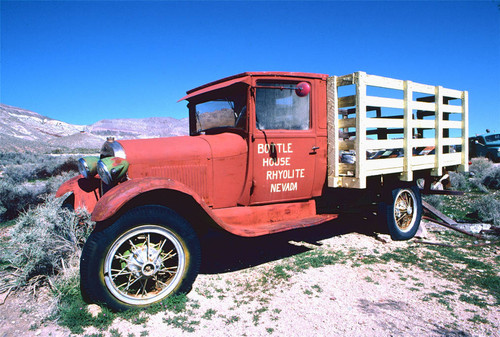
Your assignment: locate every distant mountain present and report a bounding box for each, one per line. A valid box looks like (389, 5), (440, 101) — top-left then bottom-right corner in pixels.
(0, 104), (189, 152)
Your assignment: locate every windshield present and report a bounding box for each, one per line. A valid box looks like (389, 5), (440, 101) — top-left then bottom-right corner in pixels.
(189, 85), (247, 135)
(485, 134), (500, 145)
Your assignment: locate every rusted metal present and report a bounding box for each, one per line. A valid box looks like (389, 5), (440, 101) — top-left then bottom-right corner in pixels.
(56, 175), (100, 211)
(422, 215), (485, 239)
(421, 189), (465, 196)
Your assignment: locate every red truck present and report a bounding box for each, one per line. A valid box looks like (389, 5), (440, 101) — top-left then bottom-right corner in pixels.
(57, 71), (468, 311)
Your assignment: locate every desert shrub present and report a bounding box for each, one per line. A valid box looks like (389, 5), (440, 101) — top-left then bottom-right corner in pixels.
(1, 155), (78, 184)
(449, 171), (468, 191)
(0, 196), (94, 292)
(448, 158), (497, 193)
(469, 194), (500, 226)
(482, 165), (500, 190)
(423, 194), (444, 209)
(0, 153), (78, 221)
(469, 157), (494, 178)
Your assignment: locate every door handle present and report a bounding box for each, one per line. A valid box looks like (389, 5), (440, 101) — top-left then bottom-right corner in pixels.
(311, 146), (320, 151)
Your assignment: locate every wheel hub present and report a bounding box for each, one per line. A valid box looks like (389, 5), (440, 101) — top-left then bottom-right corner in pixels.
(126, 245), (162, 278)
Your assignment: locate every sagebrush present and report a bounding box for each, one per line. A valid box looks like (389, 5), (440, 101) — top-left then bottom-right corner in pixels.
(0, 196), (94, 292)
(0, 152), (78, 221)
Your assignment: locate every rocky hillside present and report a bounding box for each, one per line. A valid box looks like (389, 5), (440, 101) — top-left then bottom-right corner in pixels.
(0, 104), (189, 152)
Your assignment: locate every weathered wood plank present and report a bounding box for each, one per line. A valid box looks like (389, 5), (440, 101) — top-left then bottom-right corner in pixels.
(338, 95), (356, 108)
(365, 118), (403, 128)
(442, 104), (463, 114)
(413, 101), (435, 112)
(441, 120), (463, 129)
(412, 82), (435, 95)
(365, 96), (404, 109)
(364, 74), (404, 90)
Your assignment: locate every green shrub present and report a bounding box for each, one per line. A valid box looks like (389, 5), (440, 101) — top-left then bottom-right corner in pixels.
(0, 196), (94, 291)
(0, 152), (78, 221)
(482, 166), (500, 190)
(470, 194), (500, 226)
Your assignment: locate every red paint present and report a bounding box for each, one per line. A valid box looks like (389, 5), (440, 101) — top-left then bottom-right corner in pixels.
(56, 175), (100, 212)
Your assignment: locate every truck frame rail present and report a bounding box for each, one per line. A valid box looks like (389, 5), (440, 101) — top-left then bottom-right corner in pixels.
(327, 71), (468, 189)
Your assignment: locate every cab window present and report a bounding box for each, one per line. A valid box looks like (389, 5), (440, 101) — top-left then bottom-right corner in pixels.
(255, 82), (310, 130)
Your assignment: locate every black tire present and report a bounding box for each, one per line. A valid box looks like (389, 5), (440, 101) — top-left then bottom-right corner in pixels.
(80, 205), (201, 311)
(379, 184), (422, 241)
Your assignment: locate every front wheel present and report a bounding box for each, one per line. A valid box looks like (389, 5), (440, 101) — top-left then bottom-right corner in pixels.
(80, 205), (201, 311)
(379, 184), (422, 241)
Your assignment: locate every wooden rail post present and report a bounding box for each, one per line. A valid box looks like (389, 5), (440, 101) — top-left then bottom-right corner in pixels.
(326, 76), (339, 187)
(433, 86), (444, 176)
(355, 72), (367, 188)
(460, 90), (469, 173)
(402, 80), (413, 181)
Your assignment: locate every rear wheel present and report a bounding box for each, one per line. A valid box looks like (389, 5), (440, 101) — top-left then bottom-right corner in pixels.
(380, 184), (422, 241)
(80, 205), (201, 311)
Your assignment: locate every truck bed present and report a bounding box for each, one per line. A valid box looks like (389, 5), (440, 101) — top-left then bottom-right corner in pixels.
(327, 72), (468, 189)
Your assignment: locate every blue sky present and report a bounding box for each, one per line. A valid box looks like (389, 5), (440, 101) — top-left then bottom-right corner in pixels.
(1, 0), (499, 136)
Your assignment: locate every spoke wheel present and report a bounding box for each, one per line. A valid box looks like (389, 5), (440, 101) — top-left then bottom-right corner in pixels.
(104, 225), (185, 306)
(81, 205), (201, 311)
(379, 184), (422, 241)
(393, 189), (417, 233)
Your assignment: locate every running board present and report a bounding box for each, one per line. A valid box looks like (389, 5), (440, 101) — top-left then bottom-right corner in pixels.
(213, 200), (338, 237)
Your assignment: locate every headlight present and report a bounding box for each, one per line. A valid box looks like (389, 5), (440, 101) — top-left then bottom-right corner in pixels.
(78, 156), (99, 178)
(97, 157), (129, 185)
(101, 138), (126, 159)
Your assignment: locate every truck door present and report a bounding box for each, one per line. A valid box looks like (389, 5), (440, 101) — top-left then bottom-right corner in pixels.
(249, 81), (318, 205)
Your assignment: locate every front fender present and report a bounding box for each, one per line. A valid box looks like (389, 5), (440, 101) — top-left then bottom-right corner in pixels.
(56, 175), (100, 211)
(91, 177), (218, 223)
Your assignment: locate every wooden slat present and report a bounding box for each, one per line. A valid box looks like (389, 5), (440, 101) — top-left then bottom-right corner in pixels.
(441, 120), (463, 129)
(441, 87), (463, 99)
(365, 96), (404, 109)
(339, 163), (355, 173)
(442, 137), (463, 146)
(442, 104), (463, 114)
(413, 101), (435, 112)
(412, 82), (435, 95)
(442, 152), (462, 163)
(338, 95), (356, 108)
(364, 157), (403, 171)
(365, 117), (403, 128)
(366, 139), (404, 150)
(414, 120), (435, 129)
(412, 138), (436, 147)
(337, 74), (354, 86)
(366, 166), (408, 176)
(339, 140), (354, 150)
(364, 74), (404, 90)
(339, 118), (356, 128)
(412, 155), (435, 166)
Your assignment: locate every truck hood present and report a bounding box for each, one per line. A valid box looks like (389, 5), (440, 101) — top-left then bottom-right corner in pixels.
(116, 133), (247, 206)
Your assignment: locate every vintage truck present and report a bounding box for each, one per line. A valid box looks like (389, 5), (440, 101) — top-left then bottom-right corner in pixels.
(57, 71), (469, 311)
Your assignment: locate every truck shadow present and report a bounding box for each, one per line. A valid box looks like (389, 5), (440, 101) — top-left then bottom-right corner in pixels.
(199, 214), (384, 275)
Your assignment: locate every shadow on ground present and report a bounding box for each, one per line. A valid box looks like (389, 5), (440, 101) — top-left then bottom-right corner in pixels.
(199, 214), (385, 274)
